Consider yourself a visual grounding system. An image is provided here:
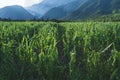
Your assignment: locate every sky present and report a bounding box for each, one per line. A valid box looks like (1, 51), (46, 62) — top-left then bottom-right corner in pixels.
(0, 0), (43, 8)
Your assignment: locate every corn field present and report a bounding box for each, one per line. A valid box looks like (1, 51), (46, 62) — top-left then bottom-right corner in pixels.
(0, 22), (120, 80)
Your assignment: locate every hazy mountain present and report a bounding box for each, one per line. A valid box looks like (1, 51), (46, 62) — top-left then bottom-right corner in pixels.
(66, 0), (120, 20)
(0, 5), (34, 20)
(27, 0), (75, 18)
(0, 0), (119, 21)
(42, 0), (87, 19)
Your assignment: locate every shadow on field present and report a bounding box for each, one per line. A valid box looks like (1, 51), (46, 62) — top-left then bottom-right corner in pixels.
(56, 24), (70, 79)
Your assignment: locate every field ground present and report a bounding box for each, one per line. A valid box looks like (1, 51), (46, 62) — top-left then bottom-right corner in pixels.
(0, 22), (120, 80)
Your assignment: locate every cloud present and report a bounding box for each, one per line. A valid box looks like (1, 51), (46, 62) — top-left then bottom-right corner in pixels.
(24, 0), (43, 6)
(0, 0), (25, 8)
(0, 0), (43, 8)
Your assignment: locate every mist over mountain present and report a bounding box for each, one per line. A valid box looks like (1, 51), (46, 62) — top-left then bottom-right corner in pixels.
(0, 0), (120, 21)
(42, 0), (87, 19)
(0, 5), (34, 20)
(30, 0), (120, 20)
(26, 0), (75, 18)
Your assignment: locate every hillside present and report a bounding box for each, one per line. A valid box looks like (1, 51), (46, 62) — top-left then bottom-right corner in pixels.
(42, 0), (87, 19)
(27, 0), (75, 18)
(0, 5), (34, 20)
(66, 0), (120, 20)
(0, 0), (120, 21)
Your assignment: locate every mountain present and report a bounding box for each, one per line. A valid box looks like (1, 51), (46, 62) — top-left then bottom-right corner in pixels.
(66, 0), (120, 20)
(0, 5), (34, 20)
(42, 0), (87, 19)
(27, 0), (75, 18)
(0, 0), (119, 21)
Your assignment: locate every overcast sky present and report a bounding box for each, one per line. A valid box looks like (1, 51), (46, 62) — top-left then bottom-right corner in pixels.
(0, 0), (43, 8)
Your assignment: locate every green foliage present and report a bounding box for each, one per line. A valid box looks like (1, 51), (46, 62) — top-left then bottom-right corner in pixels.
(0, 22), (120, 80)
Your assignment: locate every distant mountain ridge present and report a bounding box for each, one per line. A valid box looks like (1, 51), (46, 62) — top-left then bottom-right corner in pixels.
(0, 5), (34, 20)
(66, 0), (120, 20)
(0, 0), (120, 21)
(42, 0), (88, 19)
(26, 0), (76, 18)
(41, 0), (120, 20)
